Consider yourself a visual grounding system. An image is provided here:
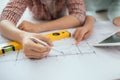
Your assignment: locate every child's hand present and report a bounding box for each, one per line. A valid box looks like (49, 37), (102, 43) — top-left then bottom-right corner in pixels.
(73, 25), (93, 44)
(22, 32), (53, 59)
(18, 20), (40, 33)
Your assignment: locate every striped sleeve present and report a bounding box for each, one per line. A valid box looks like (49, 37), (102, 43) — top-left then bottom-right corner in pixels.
(0, 0), (28, 25)
(66, 0), (86, 25)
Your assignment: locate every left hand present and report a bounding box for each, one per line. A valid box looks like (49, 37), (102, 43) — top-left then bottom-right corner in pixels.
(73, 25), (94, 44)
(18, 20), (40, 33)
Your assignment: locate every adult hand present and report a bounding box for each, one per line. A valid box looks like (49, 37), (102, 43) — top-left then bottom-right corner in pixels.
(22, 32), (53, 59)
(73, 25), (93, 44)
(18, 20), (40, 33)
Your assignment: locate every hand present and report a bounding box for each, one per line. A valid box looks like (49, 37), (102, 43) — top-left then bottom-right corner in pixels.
(22, 32), (53, 59)
(113, 17), (120, 27)
(73, 25), (93, 44)
(18, 20), (40, 33)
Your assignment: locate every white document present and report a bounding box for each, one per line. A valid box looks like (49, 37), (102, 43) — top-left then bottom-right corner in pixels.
(0, 21), (120, 80)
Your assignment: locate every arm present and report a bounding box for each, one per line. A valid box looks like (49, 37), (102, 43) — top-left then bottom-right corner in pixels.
(73, 16), (95, 44)
(0, 0), (52, 59)
(0, 20), (25, 43)
(19, 15), (81, 32)
(18, 0), (86, 33)
(0, 20), (52, 59)
(0, 0), (28, 43)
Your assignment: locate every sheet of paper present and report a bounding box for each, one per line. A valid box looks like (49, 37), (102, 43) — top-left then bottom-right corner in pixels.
(1, 21), (120, 80)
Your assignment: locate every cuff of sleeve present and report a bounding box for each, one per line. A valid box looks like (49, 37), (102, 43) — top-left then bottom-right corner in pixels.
(0, 13), (19, 25)
(86, 11), (96, 17)
(71, 13), (86, 25)
(86, 11), (97, 21)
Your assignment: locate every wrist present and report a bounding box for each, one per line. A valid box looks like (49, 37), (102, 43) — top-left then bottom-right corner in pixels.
(18, 31), (30, 44)
(83, 23), (93, 29)
(35, 23), (48, 32)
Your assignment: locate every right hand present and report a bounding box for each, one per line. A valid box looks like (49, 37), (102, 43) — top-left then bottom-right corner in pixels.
(22, 32), (53, 59)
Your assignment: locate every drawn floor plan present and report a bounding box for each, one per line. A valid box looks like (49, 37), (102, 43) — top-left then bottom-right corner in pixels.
(0, 27), (98, 62)
(0, 21), (120, 62)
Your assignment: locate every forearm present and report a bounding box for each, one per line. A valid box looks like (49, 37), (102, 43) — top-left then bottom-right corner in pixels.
(36, 15), (81, 32)
(0, 20), (26, 43)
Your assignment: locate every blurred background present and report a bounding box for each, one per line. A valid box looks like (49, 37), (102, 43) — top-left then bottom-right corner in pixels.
(0, 0), (108, 22)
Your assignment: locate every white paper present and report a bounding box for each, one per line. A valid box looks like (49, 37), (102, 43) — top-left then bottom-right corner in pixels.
(0, 21), (120, 80)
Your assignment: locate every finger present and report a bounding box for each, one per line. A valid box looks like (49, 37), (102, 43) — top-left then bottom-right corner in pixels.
(35, 34), (53, 46)
(83, 32), (90, 40)
(74, 29), (81, 40)
(18, 20), (27, 30)
(76, 30), (87, 44)
(29, 39), (51, 52)
(76, 33), (84, 44)
(31, 43), (49, 52)
(27, 53), (48, 59)
(18, 23), (24, 30)
(83, 31), (93, 40)
(73, 29), (79, 37)
(26, 55), (42, 59)
(25, 49), (49, 59)
(31, 49), (49, 58)
(18, 26), (24, 30)
(24, 49), (44, 59)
